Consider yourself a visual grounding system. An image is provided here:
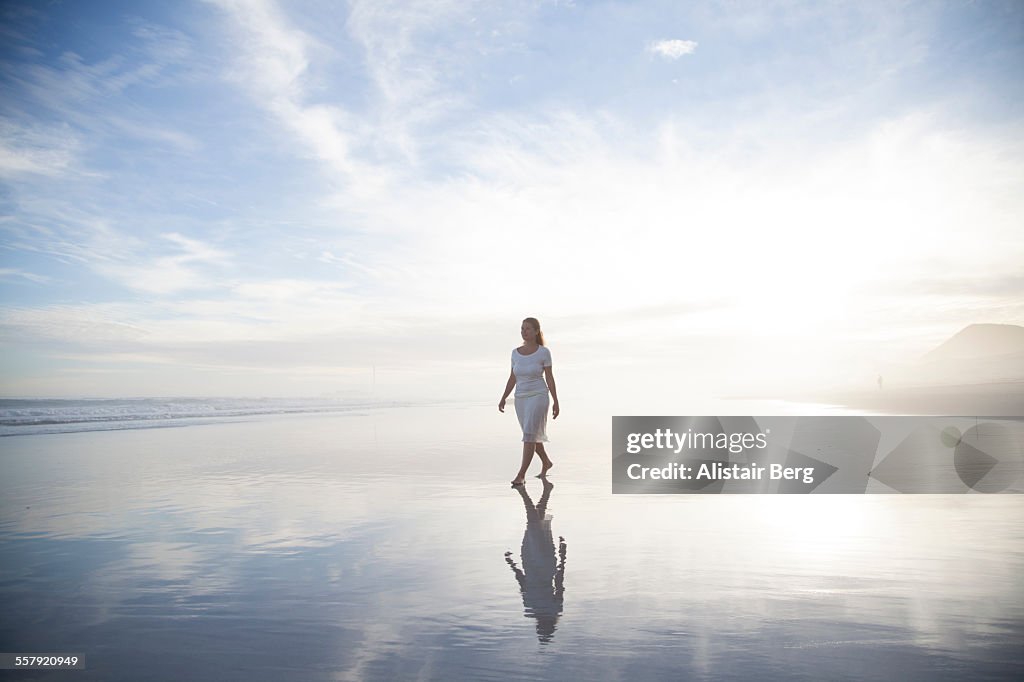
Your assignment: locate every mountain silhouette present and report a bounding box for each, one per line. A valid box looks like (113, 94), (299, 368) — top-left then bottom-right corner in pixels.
(923, 323), (1024, 364)
(916, 323), (1024, 385)
(818, 323), (1024, 415)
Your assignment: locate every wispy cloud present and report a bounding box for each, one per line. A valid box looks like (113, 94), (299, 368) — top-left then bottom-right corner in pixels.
(103, 115), (201, 153)
(6, 38), (187, 116)
(95, 233), (231, 295)
(0, 304), (149, 346)
(209, 0), (369, 183)
(0, 118), (80, 177)
(0, 267), (50, 284)
(0, 10), (199, 176)
(345, 0), (473, 162)
(317, 250), (394, 280)
(647, 39), (697, 59)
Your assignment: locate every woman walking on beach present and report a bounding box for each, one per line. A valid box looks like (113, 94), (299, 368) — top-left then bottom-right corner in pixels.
(499, 317), (560, 487)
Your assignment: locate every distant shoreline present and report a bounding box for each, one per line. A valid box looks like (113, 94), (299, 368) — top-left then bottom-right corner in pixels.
(820, 381), (1023, 416)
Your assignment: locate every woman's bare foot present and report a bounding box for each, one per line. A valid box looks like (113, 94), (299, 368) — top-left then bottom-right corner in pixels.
(537, 461), (554, 477)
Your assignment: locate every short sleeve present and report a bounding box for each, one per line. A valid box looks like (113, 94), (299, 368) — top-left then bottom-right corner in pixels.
(542, 347), (552, 367)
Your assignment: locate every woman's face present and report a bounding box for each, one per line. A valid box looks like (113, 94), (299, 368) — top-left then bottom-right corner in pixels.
(521, 320), (537, 343)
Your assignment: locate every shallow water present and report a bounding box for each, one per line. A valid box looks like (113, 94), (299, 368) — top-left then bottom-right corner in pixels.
(1, 406), (1022, 680)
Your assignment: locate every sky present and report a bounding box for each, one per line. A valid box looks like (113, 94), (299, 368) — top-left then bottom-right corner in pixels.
(0, 0), (1022, 403)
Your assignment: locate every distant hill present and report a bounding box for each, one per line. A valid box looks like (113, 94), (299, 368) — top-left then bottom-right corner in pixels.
(912, 323), (1024, 385)
(923, 324), (1024, 363)
(815, 323), (1024, 415)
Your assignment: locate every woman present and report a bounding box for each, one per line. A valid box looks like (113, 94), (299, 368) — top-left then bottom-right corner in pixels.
(499, 317), (560, 487)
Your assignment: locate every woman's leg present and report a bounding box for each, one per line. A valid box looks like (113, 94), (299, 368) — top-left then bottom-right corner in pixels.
(512, 442), (537, 485)
(535, 443), (554, 476)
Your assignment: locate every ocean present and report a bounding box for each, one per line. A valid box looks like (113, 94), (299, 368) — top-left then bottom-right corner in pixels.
(0, 397), (405, 437)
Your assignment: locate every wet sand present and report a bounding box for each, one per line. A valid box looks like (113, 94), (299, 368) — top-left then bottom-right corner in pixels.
(1, 405), (1022, 680)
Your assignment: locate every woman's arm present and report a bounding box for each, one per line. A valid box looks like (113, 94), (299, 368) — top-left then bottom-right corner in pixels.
(554, 536), (567, 600)
(498, 369), (516, 412)
(544, 365), (559, 419)
(505, 551), (525, 587)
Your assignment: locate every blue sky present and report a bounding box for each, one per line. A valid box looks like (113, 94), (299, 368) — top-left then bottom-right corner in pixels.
(1, 0), (1022, 401)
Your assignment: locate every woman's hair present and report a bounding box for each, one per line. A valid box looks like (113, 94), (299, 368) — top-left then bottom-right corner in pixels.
(524, 317), (545, 346)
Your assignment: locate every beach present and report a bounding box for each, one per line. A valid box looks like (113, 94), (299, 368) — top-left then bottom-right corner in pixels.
(1, 404), (1022, 680)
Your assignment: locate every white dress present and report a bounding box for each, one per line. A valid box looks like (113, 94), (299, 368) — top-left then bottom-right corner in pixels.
(512, 346), (552, 443)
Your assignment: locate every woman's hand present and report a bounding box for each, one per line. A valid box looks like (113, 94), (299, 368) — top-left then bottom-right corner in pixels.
(552, 400), (560, 419)
(498, 397), (506, 413)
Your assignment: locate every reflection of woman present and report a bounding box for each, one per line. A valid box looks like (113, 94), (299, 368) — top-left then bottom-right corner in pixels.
(504, 479), (567, 644)
(498, 317), (559, 487)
